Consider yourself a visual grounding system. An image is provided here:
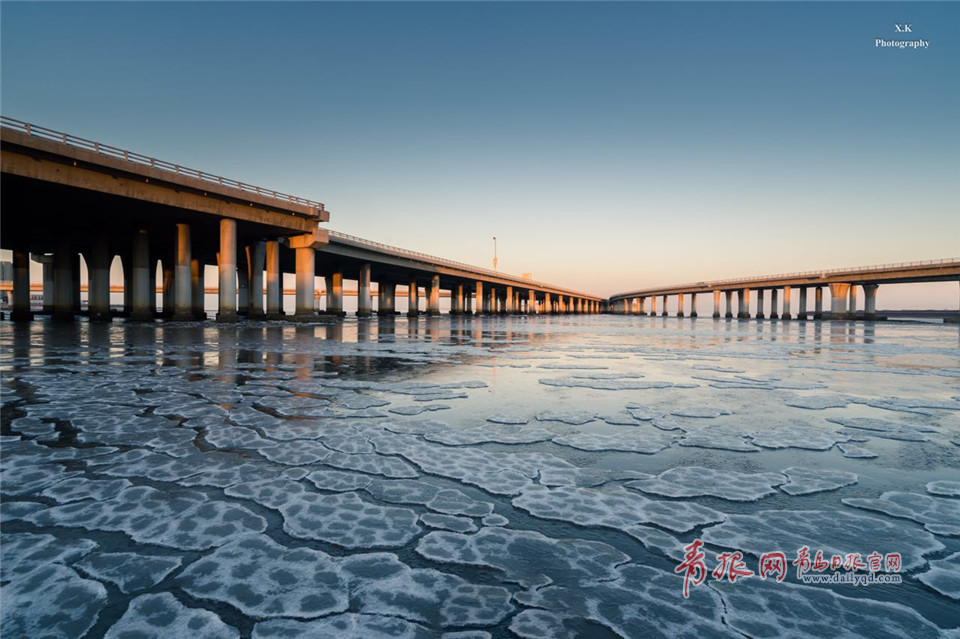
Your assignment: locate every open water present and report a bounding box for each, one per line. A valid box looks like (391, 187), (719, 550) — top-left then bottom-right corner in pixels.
(1, 315), (958, 638)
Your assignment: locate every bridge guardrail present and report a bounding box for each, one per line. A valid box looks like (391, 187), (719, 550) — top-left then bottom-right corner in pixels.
(611, 257), (960, 299)
(1, 116), (324, 211)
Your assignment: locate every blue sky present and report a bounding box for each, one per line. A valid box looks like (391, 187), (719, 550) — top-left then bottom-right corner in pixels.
(2, 2), (958, 306)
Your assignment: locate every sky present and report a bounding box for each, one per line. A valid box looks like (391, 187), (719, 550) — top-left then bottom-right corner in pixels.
(2, 1), (958, 307)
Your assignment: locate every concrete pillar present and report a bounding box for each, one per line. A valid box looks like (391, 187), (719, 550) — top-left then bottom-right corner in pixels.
(88, 237), (112, 321)
(236, 266), (249, 315)
(451, 284), (463, 314)
(378, 282), (396, 315)
(676, 293), (685, 317)
(814, 287), (823, 320)
(10, 245), (33, 321)
(690, 293), (698, 318)
(266, 241), (283, 317)
(505, 286), (514, 314)
(515, 291), (521, 314)
(829, 283), (851, 318)
(325, 272), (344, 316)
(737, 289), (750, 319)
(755, 289), (765, 319)
(52, 241), (76, 321)
(294, 247), (316, 319)
(172, 223), (193, 320)
(781, 286), (792, 320)
(712, 291), (722, 318)
(464, 285), (473, 314)
(191, 258), (205, 319)
(577, 298), (583, 313)
(473, 281), (482, 315)
(724, 290), (733, 318)
(660, 294), (668, 316)
(798, 287), (808, 320)
(40, 255), (55, 314)
(649, 295), (657, 316)
(217, 219), (238, 322)
(769, 288), (779, 319)
(848, 285), (858, 319)
(544, 293), (552, 314)
(528, 290), (536, 314)
(863, 284), (878, 320)
(357, 264), (372, 317)
(246, 241), (265, 319)
(131, 230), (153, 321)
(428, 275), (441, 316)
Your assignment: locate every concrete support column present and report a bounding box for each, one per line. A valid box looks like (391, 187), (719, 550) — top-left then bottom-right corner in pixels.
(676, 293), (685, 317)
(265, 241), (283, 317)
(528, 290), (536, 314)
(217, 219), (238, 322)
(544, 293), (552, 314)
(191, 258), (205, 319)
(724, 291), (733, 318)
(427, 275), (441, 316)
(814, 287), (823, 319)
(40, 255), (55, 314)
(10, 245), (33, 321)
(451, 284), (463, 314)
(781, 286), (792, 320)
(505, 286), (514, 314)
(246, 241), (265, 319)
(131, 230), (153, 321)
(863, 284), (878, 320)
(649, 295), (657, 316)
(325, 272), (344, 316)
(848, 286), (858, 319)
(829, 283), (851, 318)
(406, 280), (419, 316)
(357, 264), (372, 317)
(769, 288), (779, 320)
(464, 285), (473, 314)
(52, 241), (76, 321)
(737, 289), (750, 319)
(755, 289), (765, 319)
(473, 281), (482, 315)
(690, 293), (698, 318)
(712, 291), (722, 318)
(294, 247), (316, 319)
(378, 282), (396, 315)
(661, 294), (668, 316)
(798, 287), (808, 320)
(172, 223), (193, 320)
(88, 237), (112, 321)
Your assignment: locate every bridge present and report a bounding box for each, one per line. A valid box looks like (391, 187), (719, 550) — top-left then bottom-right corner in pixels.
(609, 259), (960, 320)
(1, 117), (602, 322)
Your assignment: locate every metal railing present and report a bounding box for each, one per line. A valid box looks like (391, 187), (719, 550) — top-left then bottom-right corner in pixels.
(1, 116), (324, 211)
(611, 257), (960, 299)
(329, 230), (600, 299)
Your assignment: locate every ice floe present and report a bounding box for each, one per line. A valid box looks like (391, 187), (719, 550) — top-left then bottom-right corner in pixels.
(485, 413), (529, 425)
(41, 477), (132, 504)
(671, 407), (730, 419)
(827, 417), (932, 442)
(749, 424), (848, 450)
(419, 513), (477, 533)
(539, 376), (690, 391)
(627, 466), (785, 501)
(105, 593), (238, 639)
(916, 551), (960, 600)
(779, 467), (858, 495)
(679, 426), (759, 452)
(253, 615), (432, 639)
(535, 410), (597, 425)
(0, 532), (97, 580)
(552, 430), (675, 454)
(75, 552), (182, 594)
(927, 480), (960, 497)
(842, 492), (960, 536)
(364, 479), (493, 517)
(783, 394), (851, 410)
(425, 424), (557, 446)
(837, 443), (878, 459)
(1, 564), (107, 639)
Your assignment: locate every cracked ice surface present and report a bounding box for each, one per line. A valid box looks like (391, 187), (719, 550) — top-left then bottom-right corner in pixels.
(75, 552), (182, 594)
(916, 552), (960, 600)
(679, 426), (760, 452)
(626, 466), (785, 501)
(826, 417), (933, 442)
(105, 593), (238, 639)
(927, 480), (960, 497)
(25, 486), (267, 550)
(842, 492), (960, 536)
(714, 574), (951, 639)
(702, 510), (943, 570)
(749, 424), (849, 450)
(1, 564), (107, 639)
(0, 532), (98, 580)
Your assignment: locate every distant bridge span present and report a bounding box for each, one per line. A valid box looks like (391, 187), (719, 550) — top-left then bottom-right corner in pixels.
(609, 259), (960, 320)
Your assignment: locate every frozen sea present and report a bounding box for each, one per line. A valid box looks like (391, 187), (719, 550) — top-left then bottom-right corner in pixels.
(1, 315), (958, 639)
